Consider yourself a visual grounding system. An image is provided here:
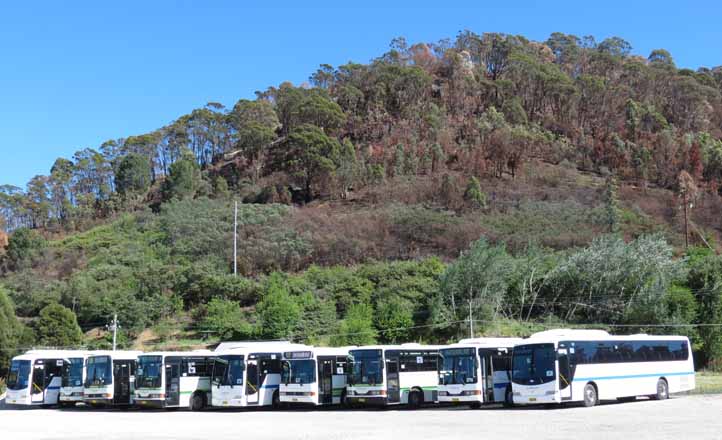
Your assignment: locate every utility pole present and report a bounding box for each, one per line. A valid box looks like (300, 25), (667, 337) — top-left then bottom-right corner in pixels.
(108, 314), (119, 351)
(683, 198), (689, 249)
(233, 200), (238, 277)
(468, 299), (473, 339)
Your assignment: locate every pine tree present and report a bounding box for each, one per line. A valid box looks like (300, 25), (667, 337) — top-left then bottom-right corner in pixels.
(602, 173), (621, 233)
(463, 176), (487, 209)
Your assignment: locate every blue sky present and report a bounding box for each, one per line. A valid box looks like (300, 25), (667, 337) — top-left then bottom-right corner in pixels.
(1, 1), (720, 188)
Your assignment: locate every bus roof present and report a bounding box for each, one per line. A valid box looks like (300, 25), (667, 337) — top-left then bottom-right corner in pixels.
(215, 342), (309, 356)
(525, 329), (691, 343)
(87, 350), (144, 360)
(444, 337), (523, 349)
(350, 343), (442, 352)
(13, 349), (93, 361)
(214, 341), (294, 352)
(284, 346), (354, 357)
(139, 350), (214, 358)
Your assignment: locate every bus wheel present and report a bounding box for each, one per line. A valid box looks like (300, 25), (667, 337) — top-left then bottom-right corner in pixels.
(189, 393), (204, 411)
(272, 390), (281, 409)
(504, 388), (514, 408)
(408, 390), (423, 409)
(340, 390), (348, 408)
(468, 402), (482, 410)
(583, 383), (597, 408)
(653, 379), (669, 400)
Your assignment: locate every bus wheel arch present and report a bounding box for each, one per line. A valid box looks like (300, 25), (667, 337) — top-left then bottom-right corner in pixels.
(653, 378), (669, 400)
(408, 387), (424, 408)
(582, 382), (598, 408)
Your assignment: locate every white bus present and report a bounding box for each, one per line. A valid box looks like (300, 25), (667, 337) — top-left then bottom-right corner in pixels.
(511, 329), (695, 407)
(209, 341), (308, 408)
(346, 344), (441, 408)
(59, 351), (93, 407)
(6, 350), (89, 406)
(438, 337), (522, 408)
(134, 351), (214, 410)
(83, 351), (143, 407)
(279, 346), (352, 406)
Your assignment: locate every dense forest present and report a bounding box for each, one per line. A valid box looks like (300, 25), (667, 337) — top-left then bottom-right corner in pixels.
(3, 31), (722, 378)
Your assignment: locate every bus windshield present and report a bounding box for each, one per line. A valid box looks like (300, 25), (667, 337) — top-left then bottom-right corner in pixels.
(7, 360), (31, 390)
(136, 356), (163, 389)
(512, 343), (556, 385)
(63, 358), (84, 387)
(349, 350), (383, 386)
(282, 359), (316, 385)
(85, 356), (113, 387)
(439, 348), (477, 385)
(213, 355), (245, 386)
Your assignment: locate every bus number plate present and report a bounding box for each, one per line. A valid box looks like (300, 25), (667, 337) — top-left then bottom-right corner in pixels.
(529, 397), (537, 402)
(358, 398), (366, 403)
(452, 398), (460, 402)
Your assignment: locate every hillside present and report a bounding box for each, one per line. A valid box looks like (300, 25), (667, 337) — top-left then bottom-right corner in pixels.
(2, 31), (722, 374)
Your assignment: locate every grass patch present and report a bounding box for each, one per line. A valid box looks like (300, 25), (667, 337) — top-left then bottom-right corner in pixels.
(0, 378), (5, 395)
(691, 371), (722, 395)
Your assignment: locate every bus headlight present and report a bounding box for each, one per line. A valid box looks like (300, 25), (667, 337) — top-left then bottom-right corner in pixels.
(513, 392), (521, 397)
(462, 390), (481, 396)
(438, 391), (449, 396)
(366, 390), (386, 396)
(545, 391), (556, 395)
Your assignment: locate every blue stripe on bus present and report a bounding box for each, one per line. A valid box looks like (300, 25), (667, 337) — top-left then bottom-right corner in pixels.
(494, 382), (510, 389)
(260, 384), (279, 389)
(573, 371), (694, 382)
(47, 386), (61, 390)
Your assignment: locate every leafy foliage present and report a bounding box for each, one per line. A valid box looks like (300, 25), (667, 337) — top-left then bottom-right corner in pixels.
(35, 303), (83, 347)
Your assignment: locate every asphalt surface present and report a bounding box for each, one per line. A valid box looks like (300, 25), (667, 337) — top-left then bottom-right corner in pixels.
(1, 394), (720, 440)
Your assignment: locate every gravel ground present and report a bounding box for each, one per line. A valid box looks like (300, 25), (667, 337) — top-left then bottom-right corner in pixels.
(1, 394), (721, 440)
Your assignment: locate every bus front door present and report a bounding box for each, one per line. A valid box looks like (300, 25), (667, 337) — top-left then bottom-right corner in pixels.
(165, 359), (181, 407)
(386, 355), (400, 403)
(245, 360), (259, 404)
(558, 348), (572, 401)
(31, 363), (45, 403)
(479, 349), (496, 403)
(113, 360), (132, 405)
(318, 357), (334, 405)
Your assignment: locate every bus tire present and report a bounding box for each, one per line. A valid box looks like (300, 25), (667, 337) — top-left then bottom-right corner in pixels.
(408, 390), (423, 409)
(504, 387), (514, 408)
(583, 383), (598, 408)
(272, 390), (281, 409)
(468, 401), (482, 410)
(189, 392), (205, 411)
(340, 390), (348, 408)
(653, 378), (669, 400)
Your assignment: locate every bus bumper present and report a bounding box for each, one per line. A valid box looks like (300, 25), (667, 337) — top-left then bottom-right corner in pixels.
(134, 399), (166, 409)
(279, 395), (318, 405)
(346, 396), (387, 406)
(84, 397), (114, 406)
(438, 395), (483, 404)
(512, 392), (560, 405)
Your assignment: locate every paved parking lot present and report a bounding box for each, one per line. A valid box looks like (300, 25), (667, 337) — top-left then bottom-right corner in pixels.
(1, 394), (721, 440)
